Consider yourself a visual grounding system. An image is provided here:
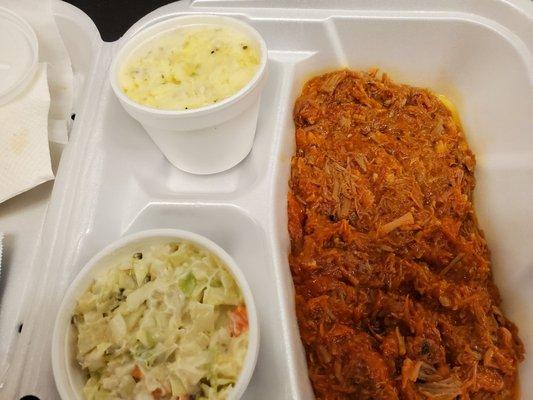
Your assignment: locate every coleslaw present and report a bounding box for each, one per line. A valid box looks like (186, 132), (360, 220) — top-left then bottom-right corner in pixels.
(72, 241), (249, 400)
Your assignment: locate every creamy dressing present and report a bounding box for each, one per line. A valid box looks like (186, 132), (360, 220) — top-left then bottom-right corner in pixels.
(73, 241), (249, 400)
(119, 25), (260, 110)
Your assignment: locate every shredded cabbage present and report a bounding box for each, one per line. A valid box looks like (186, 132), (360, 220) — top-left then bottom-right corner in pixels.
(73, 241), (249, 400)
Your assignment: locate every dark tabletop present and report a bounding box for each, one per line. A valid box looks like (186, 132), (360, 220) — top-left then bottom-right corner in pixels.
(65, 0), (178, 41)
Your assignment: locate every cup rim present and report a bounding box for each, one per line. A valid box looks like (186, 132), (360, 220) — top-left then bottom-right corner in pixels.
(0, 6), (39, 106)
(51, 228), (260, 400)
(109, 14), (268, 117)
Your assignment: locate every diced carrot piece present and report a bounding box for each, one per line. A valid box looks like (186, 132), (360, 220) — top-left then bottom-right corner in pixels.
(229, 304), (249, 337)
(131, 364), (143, 381)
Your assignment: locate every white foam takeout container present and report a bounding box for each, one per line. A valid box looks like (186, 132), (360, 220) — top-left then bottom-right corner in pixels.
(1, 1), (533, 399)
(51, 229), (259, 400)
(110, 15), (268, 175)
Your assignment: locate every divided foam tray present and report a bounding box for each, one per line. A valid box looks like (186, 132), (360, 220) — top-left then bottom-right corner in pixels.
(3, 0), (533, 398)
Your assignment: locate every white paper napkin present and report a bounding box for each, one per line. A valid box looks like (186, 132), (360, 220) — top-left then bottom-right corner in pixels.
(0, 0), (74, 203)
(0, 64), (54, 203)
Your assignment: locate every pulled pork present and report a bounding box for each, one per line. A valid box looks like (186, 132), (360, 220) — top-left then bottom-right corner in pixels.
(288, 69), (524, 400)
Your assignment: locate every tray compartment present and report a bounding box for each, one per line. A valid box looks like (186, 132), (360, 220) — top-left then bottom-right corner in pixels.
(99, 49), (288, 198)
(271, 15), (533, 399)
(125, 202), (294, 398)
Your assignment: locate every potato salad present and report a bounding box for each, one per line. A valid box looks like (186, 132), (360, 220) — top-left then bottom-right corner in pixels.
(119, 25), (260, 110)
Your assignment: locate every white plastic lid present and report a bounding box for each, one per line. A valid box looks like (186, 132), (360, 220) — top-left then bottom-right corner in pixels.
(0, 7), (38, 106)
